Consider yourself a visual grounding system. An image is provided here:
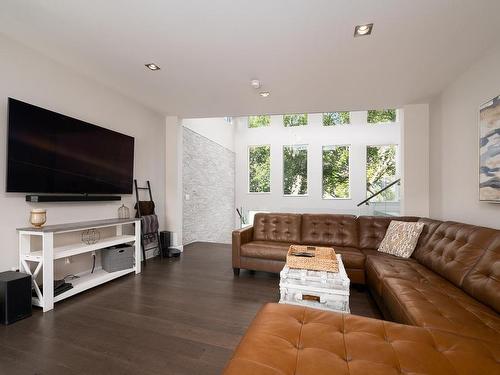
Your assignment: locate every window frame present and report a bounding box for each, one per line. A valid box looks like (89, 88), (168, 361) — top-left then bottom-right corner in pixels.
(321, 144), (351, 200)
(322, 112), (351, 126)
(247, 115), (271, 129)
(283, 113), (308, 127)
(365, 144), (400, 203)
(282, 144), (309, 197)
(247, 144), (272, 194)
(366, 109), (399, 125)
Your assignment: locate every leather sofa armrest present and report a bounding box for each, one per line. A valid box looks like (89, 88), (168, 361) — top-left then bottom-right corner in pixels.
(232, 226), (254, 268)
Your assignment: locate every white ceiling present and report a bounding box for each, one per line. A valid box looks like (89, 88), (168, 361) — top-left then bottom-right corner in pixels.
(1, 0), (500, 118)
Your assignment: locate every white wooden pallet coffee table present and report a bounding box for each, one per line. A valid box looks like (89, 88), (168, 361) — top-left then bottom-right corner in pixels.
(279, 254), (350, 313)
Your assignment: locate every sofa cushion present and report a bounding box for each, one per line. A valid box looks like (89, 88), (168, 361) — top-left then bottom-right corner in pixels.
(301, 214), (358, 248)
(253, 213), (302, 243)
(462, 233), (500, 313)
(223, 303), (500, 375)
(361, 249), (395, 258)
(378, 220), (425, 258)
(411, 218), (443, 259)
(358, 216), (419, 250)
(240, 241), (291, 261)
(413, 221), (497, 288)
(334, 246), (365, 270)
(382, 277), (500, 343)
(365, 255), (433, 297)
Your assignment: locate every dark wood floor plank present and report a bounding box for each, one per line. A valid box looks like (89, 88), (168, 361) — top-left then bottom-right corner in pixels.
(0, 242), (381, 374)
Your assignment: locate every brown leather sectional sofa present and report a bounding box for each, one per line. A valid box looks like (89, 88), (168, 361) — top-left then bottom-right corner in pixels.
(232, 213), (420, 284)
(226, 213), (500, 375)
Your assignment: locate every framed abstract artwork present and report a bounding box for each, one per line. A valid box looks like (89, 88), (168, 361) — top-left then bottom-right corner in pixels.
(479, 94), (500, 202)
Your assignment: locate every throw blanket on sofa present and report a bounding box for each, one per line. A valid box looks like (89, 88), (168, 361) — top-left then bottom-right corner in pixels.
(141, 214), (159, 246)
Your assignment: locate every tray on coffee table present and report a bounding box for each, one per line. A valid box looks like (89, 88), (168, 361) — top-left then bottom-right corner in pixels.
(286, 245), (339, 272)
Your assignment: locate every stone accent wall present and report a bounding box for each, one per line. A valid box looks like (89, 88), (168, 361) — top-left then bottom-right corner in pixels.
(183, 127), (235, 244)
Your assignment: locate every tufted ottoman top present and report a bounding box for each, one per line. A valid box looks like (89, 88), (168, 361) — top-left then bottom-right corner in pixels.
(223, 303), (500, 375)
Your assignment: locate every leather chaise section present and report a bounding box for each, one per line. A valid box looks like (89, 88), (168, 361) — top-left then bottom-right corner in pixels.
(223, 303), (500, 375)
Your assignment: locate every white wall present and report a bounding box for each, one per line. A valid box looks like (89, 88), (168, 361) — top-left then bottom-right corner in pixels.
(429, 44), (500, 229)
(165, 116), (183, 248)
(401, 104), (430, 217)
(182, 128), (235, 244)
(0, 35), (166, 271)
(234, 112), (401, 222)
(182, 117), (234, 152)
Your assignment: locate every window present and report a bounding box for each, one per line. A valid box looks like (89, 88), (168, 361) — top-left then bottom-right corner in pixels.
(367, 109), (396, 124)
(283, 145), (308, 195)
(248, 115), (271, 128)
(283, 114), (308, 127)
(248, 145), (271, 193)
(323, 112), (350, 126)
(322, 146), (350, 199)
(366, 145), (398, 201)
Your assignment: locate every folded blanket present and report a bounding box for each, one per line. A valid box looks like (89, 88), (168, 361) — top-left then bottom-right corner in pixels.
(141, 214), (159, 246)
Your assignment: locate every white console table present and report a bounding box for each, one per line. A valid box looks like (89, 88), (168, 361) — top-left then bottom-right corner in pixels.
(17, 218), (141, 312)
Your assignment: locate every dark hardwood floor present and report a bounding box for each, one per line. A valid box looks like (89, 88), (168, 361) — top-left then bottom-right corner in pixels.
(0, 242), (381, 375)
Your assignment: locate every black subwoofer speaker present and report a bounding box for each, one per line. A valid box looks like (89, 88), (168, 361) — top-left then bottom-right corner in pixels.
(0, 271), (32, 325)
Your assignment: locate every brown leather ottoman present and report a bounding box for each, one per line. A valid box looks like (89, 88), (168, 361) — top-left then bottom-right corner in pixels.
(223, 303), (500, 375)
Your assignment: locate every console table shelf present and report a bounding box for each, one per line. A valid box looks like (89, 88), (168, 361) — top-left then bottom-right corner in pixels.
(21, 234), (136, 261)
(40, 268), (135, 305)
(17, 218), (141, 312)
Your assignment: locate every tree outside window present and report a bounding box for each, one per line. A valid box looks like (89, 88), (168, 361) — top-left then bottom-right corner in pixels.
(249, 145), (271, 192)
(283, 114), (308, 127)
(367, 109), (396, 124)
(322, 146), (350, 199)
(248, 115), (271, 128)
(366, 145), (398, 201)
(323, 112), (350, 126)
(283, 145), (308, 195)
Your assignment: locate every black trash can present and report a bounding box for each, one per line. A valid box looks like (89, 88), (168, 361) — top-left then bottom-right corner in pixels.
(159, 231), (181, 258)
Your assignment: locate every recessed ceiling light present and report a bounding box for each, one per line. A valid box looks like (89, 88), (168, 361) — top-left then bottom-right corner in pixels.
(354, 23), (373, 37)
(145, 63), (160, 71)
(259, 91), (270, 98)
(250, 79), (261, 89)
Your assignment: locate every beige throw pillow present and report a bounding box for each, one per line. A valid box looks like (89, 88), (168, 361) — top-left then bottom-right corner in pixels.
(378, 221), (425, 258)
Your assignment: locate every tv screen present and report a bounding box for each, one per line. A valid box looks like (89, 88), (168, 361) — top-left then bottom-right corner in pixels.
(6, 98), (135, 194)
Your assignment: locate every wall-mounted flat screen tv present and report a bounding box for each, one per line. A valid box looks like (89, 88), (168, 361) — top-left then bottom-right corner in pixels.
(6, 98), (135, 194)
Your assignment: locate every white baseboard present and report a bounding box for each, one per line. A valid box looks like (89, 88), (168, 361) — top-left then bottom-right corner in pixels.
(184, 240), (231, 246)
(171, 245), (184, 252)
(144, 245), (183, 259)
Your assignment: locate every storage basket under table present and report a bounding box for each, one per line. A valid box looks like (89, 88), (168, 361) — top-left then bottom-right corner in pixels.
(102, 244), (135, 272)
(279, 254), (350, 313)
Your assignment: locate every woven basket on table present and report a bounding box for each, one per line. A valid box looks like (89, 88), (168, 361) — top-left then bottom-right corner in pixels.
(286, 245), (339, 272)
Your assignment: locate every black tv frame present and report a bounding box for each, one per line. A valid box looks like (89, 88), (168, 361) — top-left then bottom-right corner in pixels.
(6, 98), (134, 200)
